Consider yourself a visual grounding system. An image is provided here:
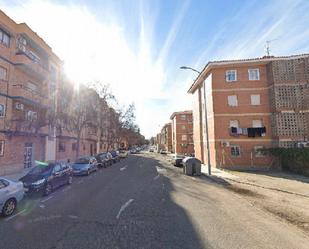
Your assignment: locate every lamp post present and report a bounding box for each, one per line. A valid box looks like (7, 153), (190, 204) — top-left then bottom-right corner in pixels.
(180, 66), (212, 175)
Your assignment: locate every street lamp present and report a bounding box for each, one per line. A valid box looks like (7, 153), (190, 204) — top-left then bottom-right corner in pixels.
(180, 66), (212, 175)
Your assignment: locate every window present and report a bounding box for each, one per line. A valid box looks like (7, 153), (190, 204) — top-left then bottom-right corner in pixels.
(180, 114), (186, 120)
(231, 145), (241, 157)
(181, 125), (186, 130)
(72, 143), (77, 151)
(28, 51), (40, 63)
(0, 179), (9, 189)
(0, 66), (7, 80)
(0, 104), (5, 117)
(252, 120), (263, 128)
(229, 120), (239, 128)
(53, 164), (61, 173)
(181, 135), (187, 141)
(226, 70), (237, 82)
(27, 82), (38, 93)
(251, 94), (260, 105)
(58, 142), (65, 152)
(50, 66), (57, 82)
(254, 146), (266, 157)
(0, 29), (10, 47)
(228, 95), (238, 106)
(0, 140), (4, 156)
(248, 69), (260, 80)
(25, 111), (37, 121)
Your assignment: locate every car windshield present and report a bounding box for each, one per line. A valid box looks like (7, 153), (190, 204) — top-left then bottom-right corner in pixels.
(28, 164), (53, 175)
(75, 157), (90, 164)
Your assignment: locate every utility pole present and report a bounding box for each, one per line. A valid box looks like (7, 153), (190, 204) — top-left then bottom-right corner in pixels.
(265, 39), (278, 56)
(180, 66), (212, 175)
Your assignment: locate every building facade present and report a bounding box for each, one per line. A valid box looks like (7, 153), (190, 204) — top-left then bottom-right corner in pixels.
(170, 111), (194, 155)
(188, 54), (309, 170)
(0, 10), (63, 175)
(0, 10), (121, 175)
(160, 123), (172, 152)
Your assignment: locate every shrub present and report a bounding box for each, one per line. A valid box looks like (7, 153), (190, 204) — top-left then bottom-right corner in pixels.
(268, 148), (309, 176)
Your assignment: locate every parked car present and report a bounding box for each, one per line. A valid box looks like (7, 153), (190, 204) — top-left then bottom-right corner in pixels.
(130, 149), (137, 154)
(0, 178), (24, 217)
(95, 153), (111, 167)
(172, 155), (185, 167)
(110, 150), (120, 163)
(19, 162), (73, 196)
(119, 150), (128, 158)
(149, 148), (154, 152)
(95, 154), (108, 168)
(72, 156), (98, 176)
(106, 152), (113, 164)
(160, 150), (167, 155)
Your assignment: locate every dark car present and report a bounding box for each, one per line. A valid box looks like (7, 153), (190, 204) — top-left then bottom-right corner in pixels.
(95, 153), (112, 167)
(110, 150), (120, 163)
(172, 155), (185, 167)
(19, 162), (73, 196)
(72, 156), (98, 176)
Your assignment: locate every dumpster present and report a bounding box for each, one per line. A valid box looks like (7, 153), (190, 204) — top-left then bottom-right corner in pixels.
(182, 157), (201, 176)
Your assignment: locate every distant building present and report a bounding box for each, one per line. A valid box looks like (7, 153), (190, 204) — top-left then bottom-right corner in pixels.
(170, 111), (194, 155)
(161, 123), (172, 152)
(188, 53), (309, 170)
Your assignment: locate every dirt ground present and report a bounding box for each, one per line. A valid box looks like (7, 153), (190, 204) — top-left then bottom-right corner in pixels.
(223, 170), (309, 234)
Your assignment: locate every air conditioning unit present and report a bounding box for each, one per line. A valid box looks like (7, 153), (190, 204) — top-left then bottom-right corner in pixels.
(18, 43), (26, 52)
(296, 142), (309, 148)
(221, 141), (230, 147)
(15, 103), (24, 110)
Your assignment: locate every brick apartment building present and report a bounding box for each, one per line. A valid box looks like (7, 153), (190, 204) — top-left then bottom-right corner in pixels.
(188, 54), (309, 169)
(0, 10), (64, 175)
(160, 123), (172, 152)
(0, 10), (121, 175)
(170, 111), (194, 155)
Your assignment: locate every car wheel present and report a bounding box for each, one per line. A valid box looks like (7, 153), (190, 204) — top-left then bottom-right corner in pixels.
(68, 176), (73, 185)
(2, 198), (17, 217)
(44, 183), (53, 196)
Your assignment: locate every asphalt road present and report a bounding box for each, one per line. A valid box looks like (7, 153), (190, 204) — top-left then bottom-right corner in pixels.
(1, 152), (309, 249)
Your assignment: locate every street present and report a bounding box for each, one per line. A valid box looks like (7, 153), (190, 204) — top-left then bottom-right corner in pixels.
(1, 152), (309, 249)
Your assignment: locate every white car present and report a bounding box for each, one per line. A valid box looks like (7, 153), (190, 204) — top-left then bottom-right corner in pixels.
(0, 178), (24, 217)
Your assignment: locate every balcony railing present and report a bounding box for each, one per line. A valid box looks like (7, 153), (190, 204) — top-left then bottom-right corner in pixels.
(11, 84), (48, 106)
(14, 50), (49, 80)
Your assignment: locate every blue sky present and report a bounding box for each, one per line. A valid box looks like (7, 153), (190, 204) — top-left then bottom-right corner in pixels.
(1, 0), (309, 138)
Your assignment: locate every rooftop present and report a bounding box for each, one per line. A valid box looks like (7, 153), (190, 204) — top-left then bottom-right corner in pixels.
(187, 53), (309, 93)
(170, 110), (192, 119)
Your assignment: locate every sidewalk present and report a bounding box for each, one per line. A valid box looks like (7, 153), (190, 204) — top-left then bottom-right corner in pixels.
(205, 167), (309, 198)
(202, 166), (309, 234)
(1, 168), (31, 181)
(201, 164), (239, 180)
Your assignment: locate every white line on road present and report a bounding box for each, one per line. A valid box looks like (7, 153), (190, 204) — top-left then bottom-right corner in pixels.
(156, 166), (167, 173)
(39, 204), (46, 209)
(153, 175), (160, 180)
(120, 165), (127, 171)
(68, 215), (78, 219)
(5, 209), (26, 221)
(41, 196), (54, 203)
(116, 199), (134, 219)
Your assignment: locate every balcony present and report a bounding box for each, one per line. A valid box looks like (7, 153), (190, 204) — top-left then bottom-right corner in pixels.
(230, 126), (266, 138)
(14, 50), (49, 81)
(11, 84), (49, 107)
